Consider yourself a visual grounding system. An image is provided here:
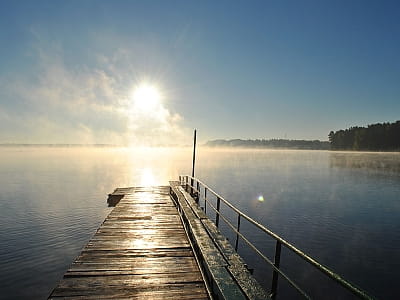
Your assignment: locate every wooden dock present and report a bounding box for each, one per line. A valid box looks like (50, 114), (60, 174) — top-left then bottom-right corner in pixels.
(49, 183), (268, 300)
(49, 186), (209, 299)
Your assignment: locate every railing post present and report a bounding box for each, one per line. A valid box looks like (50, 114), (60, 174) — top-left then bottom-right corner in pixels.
(190, 177), (194, 196)
(184, 176), (187, 192)
(235, 214), (241, 251)
(270, 240), (282, 299)
(196, 181), (200, 203)
(216, 197), (221, 228)
(204, 187), (207, 214)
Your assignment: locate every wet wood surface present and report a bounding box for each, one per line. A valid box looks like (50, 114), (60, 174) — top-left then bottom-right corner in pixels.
(49, 186), (209, 299)
(170, 182), (270, 300)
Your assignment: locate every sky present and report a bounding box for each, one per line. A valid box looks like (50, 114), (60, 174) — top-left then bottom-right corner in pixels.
(0, 0), (399, 145)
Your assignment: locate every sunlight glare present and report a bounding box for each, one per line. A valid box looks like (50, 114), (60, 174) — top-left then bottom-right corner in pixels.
(133, 84), (161, 113)
(140, 168), (156, 187)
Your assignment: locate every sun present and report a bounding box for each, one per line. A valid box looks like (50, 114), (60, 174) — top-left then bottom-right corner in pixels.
(132, 83), (161, 112)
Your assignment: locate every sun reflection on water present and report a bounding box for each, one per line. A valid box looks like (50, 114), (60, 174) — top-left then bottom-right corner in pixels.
(140, 168), (156, 186)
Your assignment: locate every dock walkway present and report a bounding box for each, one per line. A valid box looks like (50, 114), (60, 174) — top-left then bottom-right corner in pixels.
(49, 186), (209, 299)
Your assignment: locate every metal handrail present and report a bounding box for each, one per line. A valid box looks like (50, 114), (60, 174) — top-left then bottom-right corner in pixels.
(179, 175), (375, 300)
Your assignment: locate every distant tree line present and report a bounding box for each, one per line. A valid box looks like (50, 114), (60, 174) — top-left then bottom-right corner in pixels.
(329, 120), (400, 151)
(205, 139), (330, 150)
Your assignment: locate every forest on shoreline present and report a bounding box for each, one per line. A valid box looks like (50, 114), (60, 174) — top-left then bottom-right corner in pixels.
(206, 121), (400, 151)
(329, 120), (400, 151)
(205, 139), (330, 150)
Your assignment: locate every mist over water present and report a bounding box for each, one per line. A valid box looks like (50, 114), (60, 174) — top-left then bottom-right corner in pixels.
(0, 147), (399, 299)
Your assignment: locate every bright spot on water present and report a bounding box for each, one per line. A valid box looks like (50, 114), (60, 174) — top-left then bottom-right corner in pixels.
(258, 195), (265, 202)
(140, 168), (156, 187)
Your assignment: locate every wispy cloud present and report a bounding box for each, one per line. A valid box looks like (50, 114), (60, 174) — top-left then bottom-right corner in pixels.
(0, 32), (189, 145)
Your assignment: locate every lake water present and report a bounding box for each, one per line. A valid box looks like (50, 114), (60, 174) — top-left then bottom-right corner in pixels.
(0, 147), (399, 299)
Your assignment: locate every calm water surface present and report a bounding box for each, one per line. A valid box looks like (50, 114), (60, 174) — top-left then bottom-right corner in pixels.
(0, 147), (399, 299)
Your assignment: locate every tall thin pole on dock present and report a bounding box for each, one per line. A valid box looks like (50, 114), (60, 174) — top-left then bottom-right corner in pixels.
(191, 129), (197, 200)
(192, 129), (197, 178)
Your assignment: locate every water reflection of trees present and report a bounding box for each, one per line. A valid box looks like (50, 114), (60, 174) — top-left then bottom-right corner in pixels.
(329, 152), (400, 174)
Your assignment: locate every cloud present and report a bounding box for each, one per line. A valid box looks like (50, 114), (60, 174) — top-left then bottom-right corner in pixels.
(0, 34), (189, 145)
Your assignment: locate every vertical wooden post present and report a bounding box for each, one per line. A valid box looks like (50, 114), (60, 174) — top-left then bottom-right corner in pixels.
(216, 197), (221, 228)
(270, 240), (282, 299)
(192, 129), (197, 178)
(204, 187), (207, 214)
(235, 214), (241, 251)
(191, 129), (197, 197)
(196, 180), (200, 203)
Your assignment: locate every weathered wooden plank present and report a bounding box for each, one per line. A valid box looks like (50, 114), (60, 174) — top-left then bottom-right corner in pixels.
(51, 282), (207, 298)
(55, 273), (205, 289)
(95, 228), (185, 234)
(83, 242), (191, 250)
(68, 258), (200, 271)
(64, 270), (200, 277)
(50, 289), (208, 300)
(76, 248), (194, 258)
